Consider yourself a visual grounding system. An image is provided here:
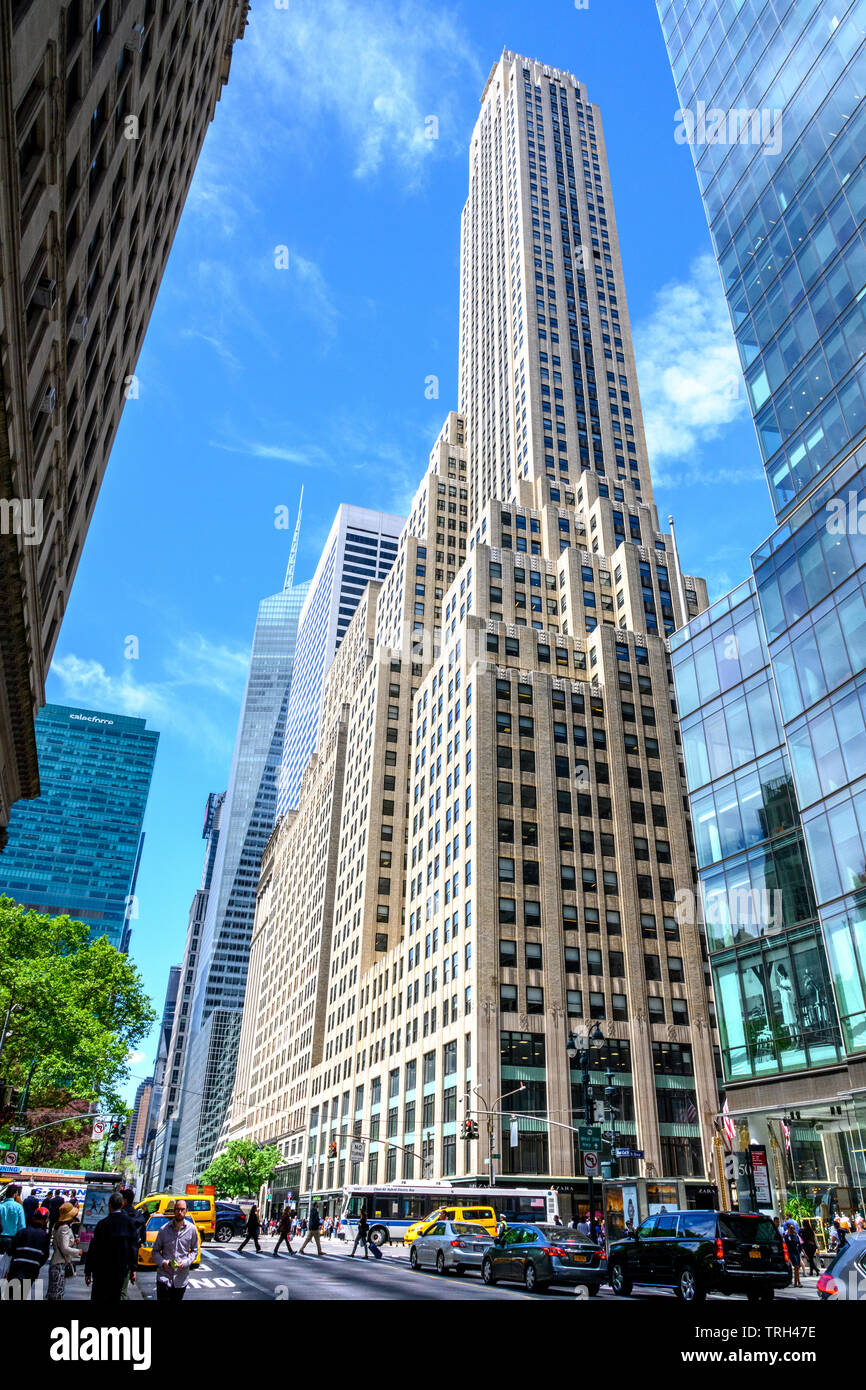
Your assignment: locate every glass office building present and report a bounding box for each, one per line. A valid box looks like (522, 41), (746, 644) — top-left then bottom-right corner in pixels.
(0, 703), (158, 951)
(662, 0), (866, 1214)
(172, 574), (309, 1186)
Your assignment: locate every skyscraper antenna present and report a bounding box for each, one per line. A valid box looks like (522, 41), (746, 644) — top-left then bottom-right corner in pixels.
(284, 485), (303, 590)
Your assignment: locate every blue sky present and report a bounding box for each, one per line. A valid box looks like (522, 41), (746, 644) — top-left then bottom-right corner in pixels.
(46, 0), (776, 1101)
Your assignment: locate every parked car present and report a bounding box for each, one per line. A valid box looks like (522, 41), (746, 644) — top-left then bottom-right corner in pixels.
(816, 1234), (866, 1300)
(481, 1223), (606, 1294)
(409, 1220), (493, 1275)
(214, 1202), (247, 1243)
(607, 1209), (791, 1304)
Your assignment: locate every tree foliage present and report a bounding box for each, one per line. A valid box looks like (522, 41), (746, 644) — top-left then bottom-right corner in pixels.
(200, 1139), (283, 1198)
(0, 897), (157, 1111)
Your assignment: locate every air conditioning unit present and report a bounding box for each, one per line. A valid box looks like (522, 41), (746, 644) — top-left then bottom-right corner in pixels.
(70, 312), (88, 343)
(40, 385), (56, 415)
(125, 23), (146, 53)
(34, 277), (57, 310)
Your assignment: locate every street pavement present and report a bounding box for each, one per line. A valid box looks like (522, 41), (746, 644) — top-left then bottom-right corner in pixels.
(56, 1235), (823, 1303)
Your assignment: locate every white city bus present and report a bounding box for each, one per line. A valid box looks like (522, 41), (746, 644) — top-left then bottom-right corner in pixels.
(339, 1182), (559, 1246)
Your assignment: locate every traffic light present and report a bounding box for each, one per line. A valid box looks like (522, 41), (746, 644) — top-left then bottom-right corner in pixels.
(109, 1119), (126, 1141)
(462, 1119), (479, 1140)
(328, 1139), (337, 1158)
(7, 1088), (21, 1114)
(604, 1084), (620, 1116)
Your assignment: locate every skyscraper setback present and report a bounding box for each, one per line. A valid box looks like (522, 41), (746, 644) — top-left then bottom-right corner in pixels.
(225, 51), (720, 1211)
(0, 0), (248, 843)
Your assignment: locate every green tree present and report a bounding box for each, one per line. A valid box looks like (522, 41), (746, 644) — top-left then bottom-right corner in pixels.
(200, 1140), (283, 1198)
(0, 897), (157, 1111)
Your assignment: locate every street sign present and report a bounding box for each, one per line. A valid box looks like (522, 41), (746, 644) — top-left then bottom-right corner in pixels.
(615, 1148), (644, 1159)
(349, 1140), (364, 1163)
(9, 1125), (26, 1137)
(577, 1125), (602, 1150)
(91, 1117), (107, 1142)
(5, 1151), (16, 1164)
(583, 1151), (600, 1176)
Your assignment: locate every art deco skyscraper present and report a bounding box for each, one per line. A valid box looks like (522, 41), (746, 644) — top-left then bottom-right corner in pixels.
(0, 0), (248, 842)
(226, 53), (721, 1214)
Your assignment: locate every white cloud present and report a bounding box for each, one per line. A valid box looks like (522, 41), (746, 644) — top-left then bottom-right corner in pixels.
(634, 253), (749, 483)
(50, 633), (252, 756)
(243, 0), (481, 182)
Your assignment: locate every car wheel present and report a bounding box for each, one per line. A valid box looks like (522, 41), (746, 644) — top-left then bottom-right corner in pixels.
(524, 1261), (543, 1292)
(609, 1260), (633, 1297)
(214, 1223), (233, 1244)
(436, 1251), (447, 1276)
(409, 1246), (420, 1270)
(675, 1263), (706, 1304)
(368, 1227), (386, 1247)
(482, 1257), (496, 1286)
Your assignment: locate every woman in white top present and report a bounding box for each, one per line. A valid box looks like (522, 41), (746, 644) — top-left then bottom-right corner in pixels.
(48, 1202), (79, 1302)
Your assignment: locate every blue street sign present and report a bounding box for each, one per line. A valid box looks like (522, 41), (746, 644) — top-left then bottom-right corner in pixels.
(614, 1148), (644, 1158)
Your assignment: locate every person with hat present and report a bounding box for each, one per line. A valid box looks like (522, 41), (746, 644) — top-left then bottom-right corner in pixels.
(48, 1201), (79, 1301)
(5, 1205), (50, 1296)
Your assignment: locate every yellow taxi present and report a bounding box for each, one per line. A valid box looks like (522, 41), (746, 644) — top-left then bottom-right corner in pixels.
(136, 1213), (202, 1270)
(135, 1193), (215, 1244)
(404, 1204), (498, 1244)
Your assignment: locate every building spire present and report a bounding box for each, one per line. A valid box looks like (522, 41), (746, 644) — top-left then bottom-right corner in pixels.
(284, 485), (303, 590)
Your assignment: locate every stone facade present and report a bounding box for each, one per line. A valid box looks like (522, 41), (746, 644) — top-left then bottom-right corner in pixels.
(0, 0), (247, 839)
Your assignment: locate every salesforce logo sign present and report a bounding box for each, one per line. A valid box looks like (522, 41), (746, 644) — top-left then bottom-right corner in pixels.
(69, 714), (114, 725)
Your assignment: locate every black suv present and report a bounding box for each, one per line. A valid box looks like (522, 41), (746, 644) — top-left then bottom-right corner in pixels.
(607, 1210), (791, 1304)
(215, 1202), (247, 1243)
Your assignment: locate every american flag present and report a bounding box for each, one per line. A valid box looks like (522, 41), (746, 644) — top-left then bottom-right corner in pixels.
(722, 1099), (736, 1148)
(781, 1118), (791, 1152)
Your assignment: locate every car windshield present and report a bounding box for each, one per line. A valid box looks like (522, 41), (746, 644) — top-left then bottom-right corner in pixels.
(718, 1215), (780, 1243)
(146, 1215), (172, 1234)
(453, 1223), (489, 1237)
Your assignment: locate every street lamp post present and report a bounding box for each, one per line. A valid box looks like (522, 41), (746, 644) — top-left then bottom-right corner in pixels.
(566, 1021), (605, 1239)
(470, 1084), (525, 1184)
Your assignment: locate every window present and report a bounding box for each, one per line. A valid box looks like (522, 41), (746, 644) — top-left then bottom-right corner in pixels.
(527, 987), (544, 1014)
(499, 940), (517, 967)
(525, 942), (543, 970)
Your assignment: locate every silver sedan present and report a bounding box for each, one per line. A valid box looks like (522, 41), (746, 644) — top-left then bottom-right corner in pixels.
(409, 1220), (493, 1276)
